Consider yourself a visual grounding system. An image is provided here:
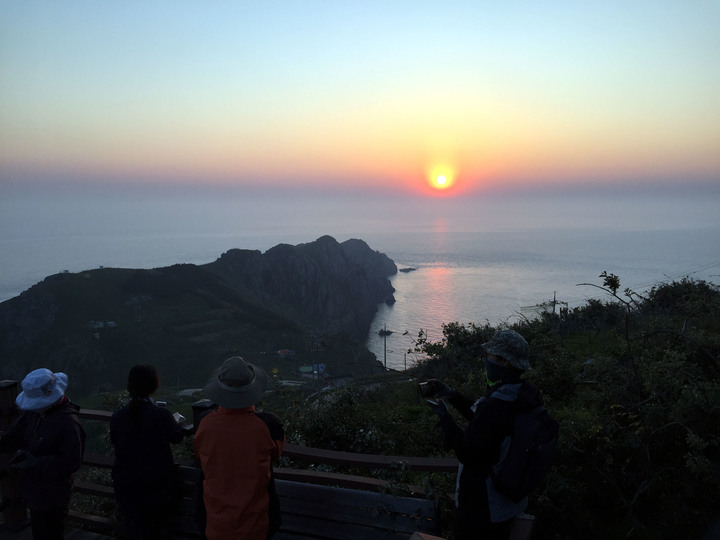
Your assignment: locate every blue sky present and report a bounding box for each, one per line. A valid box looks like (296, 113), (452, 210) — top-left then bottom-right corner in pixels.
(1, 1), (719, 196)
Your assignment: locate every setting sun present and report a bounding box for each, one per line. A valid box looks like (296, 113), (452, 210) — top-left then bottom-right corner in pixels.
(426, 165), (456, 191)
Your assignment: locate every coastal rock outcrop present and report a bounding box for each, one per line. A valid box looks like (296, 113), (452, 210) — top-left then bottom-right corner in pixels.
(207, 236), (397, 340)
(0, 236), (397, 395)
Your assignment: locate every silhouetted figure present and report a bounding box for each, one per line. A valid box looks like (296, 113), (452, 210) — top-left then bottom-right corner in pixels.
(194, 356), (285, 540)
(426, 330), (547, 540)
(110, 365), (187, 540)
(0, 368), (86, 540)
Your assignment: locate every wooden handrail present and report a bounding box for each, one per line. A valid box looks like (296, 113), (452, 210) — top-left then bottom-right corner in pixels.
(78, 408), (459, 473)
(78, 408), (112, 421)
(274, 468), (426, 494)
(83, 452), (113, 469)
(282, 443), (458, 472)
(4, 388), (457, 537)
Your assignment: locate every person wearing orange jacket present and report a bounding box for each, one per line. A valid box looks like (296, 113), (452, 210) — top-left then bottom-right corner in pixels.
(194, 356), (285, 540)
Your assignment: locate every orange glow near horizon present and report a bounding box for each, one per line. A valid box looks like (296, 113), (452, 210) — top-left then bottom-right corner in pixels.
(426, 164), (457, 193)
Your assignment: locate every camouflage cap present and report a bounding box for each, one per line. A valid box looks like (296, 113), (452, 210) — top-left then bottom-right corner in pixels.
(481, 330), (531, 370)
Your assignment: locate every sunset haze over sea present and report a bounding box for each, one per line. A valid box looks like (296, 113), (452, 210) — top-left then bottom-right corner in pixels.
(2, 3), (719, 364)
(2, 1), (718, 198)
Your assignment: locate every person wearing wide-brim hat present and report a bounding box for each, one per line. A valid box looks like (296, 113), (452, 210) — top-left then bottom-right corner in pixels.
(203, 355), (269, 409)
(194, 357), (285, 540)
(424, 329), (547, 540)
(0, 368), (86, 540)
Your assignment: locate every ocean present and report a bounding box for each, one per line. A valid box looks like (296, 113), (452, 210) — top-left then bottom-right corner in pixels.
(1, 187), (719, 371)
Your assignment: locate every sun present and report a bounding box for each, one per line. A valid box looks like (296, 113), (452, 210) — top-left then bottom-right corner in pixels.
(426, 165), (456, 191)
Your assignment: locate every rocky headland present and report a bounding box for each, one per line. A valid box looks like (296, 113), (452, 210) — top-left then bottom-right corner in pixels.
(0, 236), (397, 397)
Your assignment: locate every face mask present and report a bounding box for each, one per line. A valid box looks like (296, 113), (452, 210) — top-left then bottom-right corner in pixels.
(485, 357), (518, 387)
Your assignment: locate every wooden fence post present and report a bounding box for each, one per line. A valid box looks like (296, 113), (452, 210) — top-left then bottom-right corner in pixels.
(0, 380), (29, 530)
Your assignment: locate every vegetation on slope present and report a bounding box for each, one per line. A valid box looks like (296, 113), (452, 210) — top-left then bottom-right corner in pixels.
(36, 273), (718, 539)
(264, 275), (720, 539)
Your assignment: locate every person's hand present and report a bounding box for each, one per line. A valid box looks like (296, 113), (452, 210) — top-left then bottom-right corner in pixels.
(428, 379), (455, 399)
(426, 399), (449, 417)
(9, 450), (37, 470)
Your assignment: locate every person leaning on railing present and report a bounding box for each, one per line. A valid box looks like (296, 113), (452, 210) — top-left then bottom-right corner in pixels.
(0, 368), (86, 540)
(110, 364), (191, 540)
(194, 356), (286, 540)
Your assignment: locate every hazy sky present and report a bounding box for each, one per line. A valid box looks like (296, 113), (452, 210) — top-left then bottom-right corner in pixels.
(2, 1), (719, 197)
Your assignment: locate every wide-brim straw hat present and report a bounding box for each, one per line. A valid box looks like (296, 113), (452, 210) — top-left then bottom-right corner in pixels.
(16, 368), (68, 411)
(204, 356), (268, 408)
(481, 330), (531, 371)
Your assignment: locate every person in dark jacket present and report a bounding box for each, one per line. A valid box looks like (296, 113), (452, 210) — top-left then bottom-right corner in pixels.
(0, 368), (86, 540)
(425, 329), (545, 540)
(110, 365), (188, 540)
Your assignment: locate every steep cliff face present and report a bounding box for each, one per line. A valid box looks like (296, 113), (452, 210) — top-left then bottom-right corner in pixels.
(207, 235), (397, 339)
(0, 236), (396, 394)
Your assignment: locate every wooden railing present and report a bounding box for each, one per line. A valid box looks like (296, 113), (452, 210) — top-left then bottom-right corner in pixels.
(80, 406), (458, 466)
(0, 382), (457, 538)
(1, 382), (535, 540)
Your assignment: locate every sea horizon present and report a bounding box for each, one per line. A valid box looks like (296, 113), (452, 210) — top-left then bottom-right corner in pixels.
(2, 187), (719, 370)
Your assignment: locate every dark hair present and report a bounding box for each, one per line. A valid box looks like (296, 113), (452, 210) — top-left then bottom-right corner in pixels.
(127, 364), (159, 398)
(127, 365), (159, 428)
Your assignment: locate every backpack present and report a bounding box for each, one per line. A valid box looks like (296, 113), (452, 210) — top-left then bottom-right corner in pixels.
(491, 403), (559, 502)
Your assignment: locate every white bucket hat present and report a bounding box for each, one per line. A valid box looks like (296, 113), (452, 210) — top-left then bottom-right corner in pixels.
(16, 368), (68, 411)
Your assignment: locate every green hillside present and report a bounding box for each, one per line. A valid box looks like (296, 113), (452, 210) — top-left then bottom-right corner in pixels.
(261, 275), (720, 539)
(0, 237), (395, 397)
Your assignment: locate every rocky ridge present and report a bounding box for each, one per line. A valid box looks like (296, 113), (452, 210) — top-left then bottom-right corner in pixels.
(0, 236), (397, 396)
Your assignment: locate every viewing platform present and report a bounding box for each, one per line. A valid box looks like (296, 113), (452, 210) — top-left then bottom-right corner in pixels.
(0, 381), (535, 540)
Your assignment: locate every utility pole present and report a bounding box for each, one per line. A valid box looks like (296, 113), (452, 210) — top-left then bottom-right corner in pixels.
(383, 324), (387, 369)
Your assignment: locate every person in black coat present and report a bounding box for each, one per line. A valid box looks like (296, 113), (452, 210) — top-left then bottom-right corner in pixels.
(426, 330), (545, 540)
(110, 365), (188, 540)
(0, 368), (86, 540)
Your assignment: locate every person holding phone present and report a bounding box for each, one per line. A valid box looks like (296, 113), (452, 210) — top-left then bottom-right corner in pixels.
(110, 364), (188, 539)
(425, 330), (546, 540)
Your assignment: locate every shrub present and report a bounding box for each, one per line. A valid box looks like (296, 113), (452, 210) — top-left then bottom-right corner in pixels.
(404, 277), (720, 539)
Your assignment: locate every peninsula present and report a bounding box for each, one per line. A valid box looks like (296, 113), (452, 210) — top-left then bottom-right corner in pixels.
(0, 236), (397, 397)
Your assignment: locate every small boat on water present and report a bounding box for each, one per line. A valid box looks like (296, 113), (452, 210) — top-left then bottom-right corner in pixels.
(378, 326), (393, 336)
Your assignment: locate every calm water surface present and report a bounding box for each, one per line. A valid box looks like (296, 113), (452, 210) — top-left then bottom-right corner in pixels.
(2, 189), (719, 371)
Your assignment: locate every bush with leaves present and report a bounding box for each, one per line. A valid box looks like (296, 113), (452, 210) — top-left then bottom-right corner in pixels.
(405, 276), (720, 539)
(205, 275), (720, 539)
